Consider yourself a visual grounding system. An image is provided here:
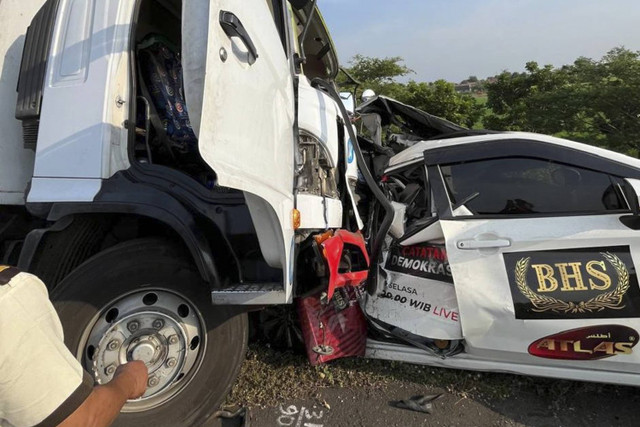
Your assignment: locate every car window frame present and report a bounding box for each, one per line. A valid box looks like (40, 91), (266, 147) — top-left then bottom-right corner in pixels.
(424, 139), (640, 221)
(383, 161), (441, 242)
(439, 157), (628, 217)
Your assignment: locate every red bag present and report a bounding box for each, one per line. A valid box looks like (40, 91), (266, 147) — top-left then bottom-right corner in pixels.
(297, 286), (368, 366)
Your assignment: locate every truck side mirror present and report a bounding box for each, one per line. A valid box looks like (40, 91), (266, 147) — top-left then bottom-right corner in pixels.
(340, 92), (355, 115)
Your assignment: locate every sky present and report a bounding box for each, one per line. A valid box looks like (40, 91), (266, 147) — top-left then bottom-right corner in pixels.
(319, 0), (640, 83)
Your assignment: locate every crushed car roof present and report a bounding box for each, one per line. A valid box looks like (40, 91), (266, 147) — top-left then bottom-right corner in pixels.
(356, 95), (466, 140)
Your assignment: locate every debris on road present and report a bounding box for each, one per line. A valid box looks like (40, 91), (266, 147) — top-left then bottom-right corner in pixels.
(210, 407), (251, 427)
(390, 393), (444, 414)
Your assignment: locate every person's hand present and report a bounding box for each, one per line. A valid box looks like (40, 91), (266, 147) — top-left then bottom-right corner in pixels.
(113, 361), (148, 399)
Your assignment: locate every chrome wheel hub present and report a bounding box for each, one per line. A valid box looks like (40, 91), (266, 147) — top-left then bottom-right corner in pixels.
(82, 290), (204, 411)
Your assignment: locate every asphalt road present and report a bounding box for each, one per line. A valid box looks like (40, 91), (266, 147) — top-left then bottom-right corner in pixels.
(207, 378), (639, 427)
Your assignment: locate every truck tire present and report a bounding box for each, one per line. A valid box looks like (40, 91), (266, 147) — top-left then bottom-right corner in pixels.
(51, 238), (248, 427)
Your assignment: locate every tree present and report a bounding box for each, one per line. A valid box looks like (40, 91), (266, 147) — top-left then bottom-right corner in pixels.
(485, 48), (640, 156)
(342, 55), (485, 129)
(346, 54), (413, 87)
(583, 48), (640, 153)
(402, 80), (484, 128)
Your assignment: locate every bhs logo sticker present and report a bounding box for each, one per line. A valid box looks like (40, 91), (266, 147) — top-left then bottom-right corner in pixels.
(504, 246), (640, 319)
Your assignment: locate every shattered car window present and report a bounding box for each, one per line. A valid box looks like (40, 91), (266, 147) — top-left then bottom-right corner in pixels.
(384, 165), (432, 228)
(441, 157), (626, 215)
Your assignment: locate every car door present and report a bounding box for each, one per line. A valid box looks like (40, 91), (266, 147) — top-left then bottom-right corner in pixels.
(364, 162), (463, 341)
(183, 1), (295, 279)
(428, 138), (640, 377)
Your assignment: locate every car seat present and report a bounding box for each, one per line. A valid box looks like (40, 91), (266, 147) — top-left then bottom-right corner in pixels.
(137, 34), (198, 155)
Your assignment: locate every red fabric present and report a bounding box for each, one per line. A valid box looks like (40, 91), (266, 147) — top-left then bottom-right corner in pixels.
(297, 286), (368, 365)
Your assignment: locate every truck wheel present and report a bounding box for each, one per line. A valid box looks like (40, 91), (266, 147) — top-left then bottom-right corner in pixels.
(51, 238), (248, 427)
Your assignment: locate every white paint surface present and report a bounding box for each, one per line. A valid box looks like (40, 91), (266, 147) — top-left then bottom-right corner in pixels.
(194, 0), (296, 291)
(298, 78), (339, 166)
(0, 0), (45, 204)
(366, 240), (462, 340)
(28, 177), (102, 202)
(366, 339), (640, 387)
(344, 125), (364, 230)
(441, 214), (640, 375)
(35, 0), (133, 181)
(297, 194), (342, 230)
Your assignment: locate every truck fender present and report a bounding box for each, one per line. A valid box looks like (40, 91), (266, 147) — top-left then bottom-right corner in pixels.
(22, 185), (222, 288)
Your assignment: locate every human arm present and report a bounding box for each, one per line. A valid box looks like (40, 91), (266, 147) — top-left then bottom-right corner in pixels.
(0, 270), (147, 427)
(57, 361), (148, 427)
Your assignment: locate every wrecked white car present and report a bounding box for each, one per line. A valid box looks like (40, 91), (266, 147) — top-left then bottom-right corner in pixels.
(353, 96), (640, 387)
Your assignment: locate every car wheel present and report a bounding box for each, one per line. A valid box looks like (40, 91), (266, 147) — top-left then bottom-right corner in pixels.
(51, 238), (248, 427)
(257, 305), (304, 351)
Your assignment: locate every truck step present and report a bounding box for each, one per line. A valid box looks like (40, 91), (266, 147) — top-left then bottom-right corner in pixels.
(210, 283), (286, 305)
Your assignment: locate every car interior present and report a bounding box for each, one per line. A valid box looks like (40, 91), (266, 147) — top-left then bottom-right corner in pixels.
(132, 0), (216, 188)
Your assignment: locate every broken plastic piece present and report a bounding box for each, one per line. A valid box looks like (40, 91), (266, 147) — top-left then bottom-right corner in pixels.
(314, 230), (334, 245)
(292, 209), (301, 230)
(390, 394), (443, 414)
(210, 407), (251, 427)
(320, 230), (370, 301)
(312, 345), (334, 355)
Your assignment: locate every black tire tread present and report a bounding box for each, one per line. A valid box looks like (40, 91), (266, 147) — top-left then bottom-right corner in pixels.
(51, 238), (247, 427)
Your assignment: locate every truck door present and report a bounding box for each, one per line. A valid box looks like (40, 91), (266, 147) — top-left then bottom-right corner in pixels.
(183, 1), (295, 288)
(430, 142), (640, 377)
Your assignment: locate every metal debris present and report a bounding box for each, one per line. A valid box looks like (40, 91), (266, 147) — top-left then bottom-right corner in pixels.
(210, 407), (251, 427)
(390, 393), (444, 414)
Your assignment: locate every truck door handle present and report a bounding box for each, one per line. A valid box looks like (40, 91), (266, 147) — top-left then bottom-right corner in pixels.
(457, 238), (511, 250)
(219, 11), (259, 65)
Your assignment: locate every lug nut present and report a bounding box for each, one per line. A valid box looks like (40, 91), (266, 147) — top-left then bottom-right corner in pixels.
(148, 376), (159, 387)
(107, 340), (120, 351)
(168, 335), (179, 345)
(152, 319), (164, 329)
(166, 357), (177, 368)
(105, 364), (117, 376)
(127, 321), (140, 332)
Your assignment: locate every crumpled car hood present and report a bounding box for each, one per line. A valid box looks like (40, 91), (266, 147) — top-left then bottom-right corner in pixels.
(356, 95), (466, 141)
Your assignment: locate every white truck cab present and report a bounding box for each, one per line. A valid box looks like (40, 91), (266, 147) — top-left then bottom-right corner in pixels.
(0, 1), (371, 425)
